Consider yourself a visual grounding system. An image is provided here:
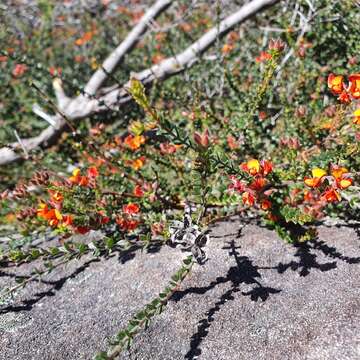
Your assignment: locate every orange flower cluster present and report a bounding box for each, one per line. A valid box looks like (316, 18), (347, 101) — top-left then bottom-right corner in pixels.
(131, 156), (146, 171)
(229, 159), (273, 209)
(37, 203), (73, 228)
(68, 167), (99, 187)
(35, 166), (106, 234)
(74, 31), (96, 46)
(255, 51), (272, 63)
(222, 31), (239, 55)
(124, 135), (145, 151)
(304, 166), (352, 203)
(115, 203), (140, 232)
(240, 159), (273, 177)
(327, 73), (360, 103)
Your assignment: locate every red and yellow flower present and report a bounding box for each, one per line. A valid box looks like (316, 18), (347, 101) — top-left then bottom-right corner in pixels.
(69, 168), (89, 186)
(240, 159), (273, 177)
(123, 203), (140, 215)
(330, 165), (352, 189)
(260, 199), (272, 210)
(131, 157), (145, 171)
(304, 168), (326, 188)
(242, 191), (255, 206)
(124, 135), (145, 151)
(133, 185), (144, 197)
(321, 188), (341, 203)
(347, 73), (360, 99)
(327, 73), (344, 94)
(241, 159), (260, 175)
(337, 91), (351, 104)
(115, 217), (139, 231)
(49, 190), (63, 203)
(37, 203), (63, 227)
(353, 109), (360, 125)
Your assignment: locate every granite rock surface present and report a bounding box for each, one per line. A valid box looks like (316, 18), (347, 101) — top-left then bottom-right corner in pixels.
(0, 220), (359, 360)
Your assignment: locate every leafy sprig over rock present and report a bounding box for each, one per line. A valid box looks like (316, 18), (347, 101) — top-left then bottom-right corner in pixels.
(0, 0), (359, 358)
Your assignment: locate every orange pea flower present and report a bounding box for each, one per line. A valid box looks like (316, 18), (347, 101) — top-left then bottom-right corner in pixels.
(321, 188), (341, 203)
(240, 159), (272, 177)
(255, 51), (272, 63)
(37, 203), (49, 218)
(115, 217), (139, 231)
(261, 199), (271, 210)
(38, 206), (63, 227)
(347, 73), (360, 99)
(123, 203), (140, 215)
(327, 73), (344, 94)
(260, 160), (273, 176)
(241, 159), (260, 175)
(124, 135), (145, 150)
(63, 215), (73, 226)
(222, 43), (234, 55)
(353, 109), (360, 125)
(131, 157), (145, 171)
(337, 91), (351, 104)
(69, 168), (81, 183)
(337, 178), (352, 190)
(242, 191), (255, 206)
(49, 191), (63, 203)
(133, 185), (144, 197)
(87, 166), (99, 178)
(69, 168), (89, 186)
(330, 165), (352, 189)
(304, 168), (326, 188)
(303, 190), (313, 202)
(74, 31), (94, 46)
(330, 165), (348, 180)
(79, 176), (89, 187)
(249, 177), (267, 191)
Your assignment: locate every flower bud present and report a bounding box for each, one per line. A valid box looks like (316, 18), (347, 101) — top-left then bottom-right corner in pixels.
(194, 129), (209, 148)
(268, 38), (285, 52)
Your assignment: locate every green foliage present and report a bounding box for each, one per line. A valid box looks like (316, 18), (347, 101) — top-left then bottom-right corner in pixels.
(0, 1), (359, 357)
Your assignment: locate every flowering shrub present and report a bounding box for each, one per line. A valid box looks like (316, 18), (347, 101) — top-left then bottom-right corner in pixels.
(0, 0), (359, 358)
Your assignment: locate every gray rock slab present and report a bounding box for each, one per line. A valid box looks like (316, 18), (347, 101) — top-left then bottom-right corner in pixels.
(0, 220), (359, 360)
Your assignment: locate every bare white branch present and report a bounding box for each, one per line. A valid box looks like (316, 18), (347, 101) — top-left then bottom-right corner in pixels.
(13, 130), (29, 159)
(96, 0), (281, 111)
(84, 0), (172, 96)
(32, 104), (57, 127)
(0, 0), (280, 166)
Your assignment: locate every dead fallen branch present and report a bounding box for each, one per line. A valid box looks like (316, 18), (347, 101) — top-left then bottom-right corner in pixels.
(0, 0), (280, 166)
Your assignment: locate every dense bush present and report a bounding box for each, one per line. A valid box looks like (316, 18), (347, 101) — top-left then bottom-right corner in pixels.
(0, 0), (359, 358)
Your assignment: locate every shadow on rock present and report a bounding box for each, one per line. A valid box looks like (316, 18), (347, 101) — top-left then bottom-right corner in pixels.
(274, 238), (360, 277)
(116, 241), (163, 264)
(0, 259), (99, 314)
(174, 240), (281, 360)
(179, 227), (360, 359)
